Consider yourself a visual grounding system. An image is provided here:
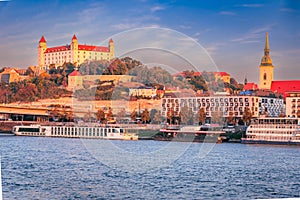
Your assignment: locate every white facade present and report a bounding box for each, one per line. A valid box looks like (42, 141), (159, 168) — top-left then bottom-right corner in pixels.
(161, 96), (284, 118)
(286, 97), (300, 117)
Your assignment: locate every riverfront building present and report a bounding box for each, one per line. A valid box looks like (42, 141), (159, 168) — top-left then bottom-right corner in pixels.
(161, 96), (284, 119)
(38, 35), (114, 70)
(285, 92), (300, 117)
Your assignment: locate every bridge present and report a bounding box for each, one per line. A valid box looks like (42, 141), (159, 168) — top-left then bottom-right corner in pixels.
(0, 105), (49, 121)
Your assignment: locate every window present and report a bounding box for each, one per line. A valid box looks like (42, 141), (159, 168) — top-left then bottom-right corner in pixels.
(263, 73), (267, 80)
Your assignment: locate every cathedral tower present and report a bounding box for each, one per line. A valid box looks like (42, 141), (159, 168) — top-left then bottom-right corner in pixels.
(259, 32), (274, 90)
(38, 36), (47, 70)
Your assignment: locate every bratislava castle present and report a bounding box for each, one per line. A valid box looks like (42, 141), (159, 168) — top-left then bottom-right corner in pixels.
(38, 34), (114, 70)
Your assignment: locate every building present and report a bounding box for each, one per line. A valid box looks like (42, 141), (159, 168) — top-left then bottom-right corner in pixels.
(38, 35), (114, 70)
(259, 32), (274, 90)
(243, 82), (258, 91)
(67, 69), (133, 90)
(0, 68), (27, 83)
(129, 86), (157, 98)
(161, 95), (284, 119)
(271, 80), (300, 99)
(285, 92), (300, 117)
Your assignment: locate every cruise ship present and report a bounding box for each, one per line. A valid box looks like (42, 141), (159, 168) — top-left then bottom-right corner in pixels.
(12, 124), (138, 140)
(242, 118), (300, 145)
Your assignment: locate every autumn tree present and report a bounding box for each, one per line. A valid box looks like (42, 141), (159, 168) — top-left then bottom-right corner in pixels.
(96, 108), (106, 123)
(242, 107), (252, 125)
(141, 108), (151, 124)
(296, 110), (300, 118)
(198, 107), (206, 125)
(106, 107), (114, 121)
(130, 110), (138, 121)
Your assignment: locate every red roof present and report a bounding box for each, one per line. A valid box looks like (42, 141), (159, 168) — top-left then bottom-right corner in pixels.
(78, 44), (109, 52)
(68, 70), (81, 76)
(271, 80), (300, 98)
(213, 72), (230, 76)
(109, 38), (114, 43)
(72, 34), (77, 40)
(39, 36), (46, 43)
(45, 45), (70, 53)
(44, 44), (109, 53)
(243, 82), (258, 91)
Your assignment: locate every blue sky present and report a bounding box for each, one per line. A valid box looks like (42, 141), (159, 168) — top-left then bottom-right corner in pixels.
(0, 0), (300, 83)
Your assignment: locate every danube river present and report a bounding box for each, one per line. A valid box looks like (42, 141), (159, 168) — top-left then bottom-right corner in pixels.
(0, 135), (299, 199)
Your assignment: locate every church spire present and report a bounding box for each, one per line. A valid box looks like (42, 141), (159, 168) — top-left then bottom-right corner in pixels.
(265, 32), (269, 50)
(261, 32), (272, 66)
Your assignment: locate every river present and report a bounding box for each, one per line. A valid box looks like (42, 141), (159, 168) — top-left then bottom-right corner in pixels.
(0, 135), (299, 199)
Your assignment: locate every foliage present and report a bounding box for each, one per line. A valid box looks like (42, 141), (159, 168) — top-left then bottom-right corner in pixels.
(242, 107), (252, 125)
(210, 111), (223, 125)
(140, 108), (151, 124)
(198, 107), (206, 125)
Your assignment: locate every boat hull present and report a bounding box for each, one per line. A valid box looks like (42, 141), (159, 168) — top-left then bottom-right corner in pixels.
(241, 139), (300, 145)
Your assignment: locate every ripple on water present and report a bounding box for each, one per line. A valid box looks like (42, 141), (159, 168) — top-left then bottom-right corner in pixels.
(0, 137), (299, 199)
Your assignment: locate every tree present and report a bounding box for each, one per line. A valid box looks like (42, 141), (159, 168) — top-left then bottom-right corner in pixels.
(116, 108), (127, 119)
(242, 107), (252, 125)
(96, 108), (106, 123)
(130, 110), (138, 121)
(226, 111), (235, 124)
(198, 107), (206, 125)
(84, 111), (93, 122)
(106, 107), (114, 121)
(180, 106), (193, 125)
(296, 110), (300, 118)
(278, 109), (286, 117)
(141, 108), (151, 124)
(211, 111), (223, 125)
(152, 111), (163, 124)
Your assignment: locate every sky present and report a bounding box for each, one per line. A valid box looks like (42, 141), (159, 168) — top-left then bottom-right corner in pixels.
(0, 0), (300, 83)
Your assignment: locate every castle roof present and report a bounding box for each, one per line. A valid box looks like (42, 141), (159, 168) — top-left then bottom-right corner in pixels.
(78, 44), (109, 52)
(72, 34), (77, 40)
(68, 70), (81, 76)
(109, 38), (114, 43)
(44, 44), (109, 53)
(44, 45), (70, 53)
(39, 36), (46, 43)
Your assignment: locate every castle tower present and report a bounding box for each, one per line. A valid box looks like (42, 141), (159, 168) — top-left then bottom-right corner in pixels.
(71, 34), (78, 65)
(109, 38), (114, 60)
(38, 36), (47, 70)
(259, 32), (274, 90)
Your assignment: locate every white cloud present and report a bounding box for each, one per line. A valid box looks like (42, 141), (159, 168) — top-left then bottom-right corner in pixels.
(280, 8), (296, 12)
(219, 11), (237, 16)
(179, 25), (191, 29)
(236, 4), (264, 8)
(111, 23), (139, 30)
(231, 25), (275, 44)
(150, 6), (165, 12)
